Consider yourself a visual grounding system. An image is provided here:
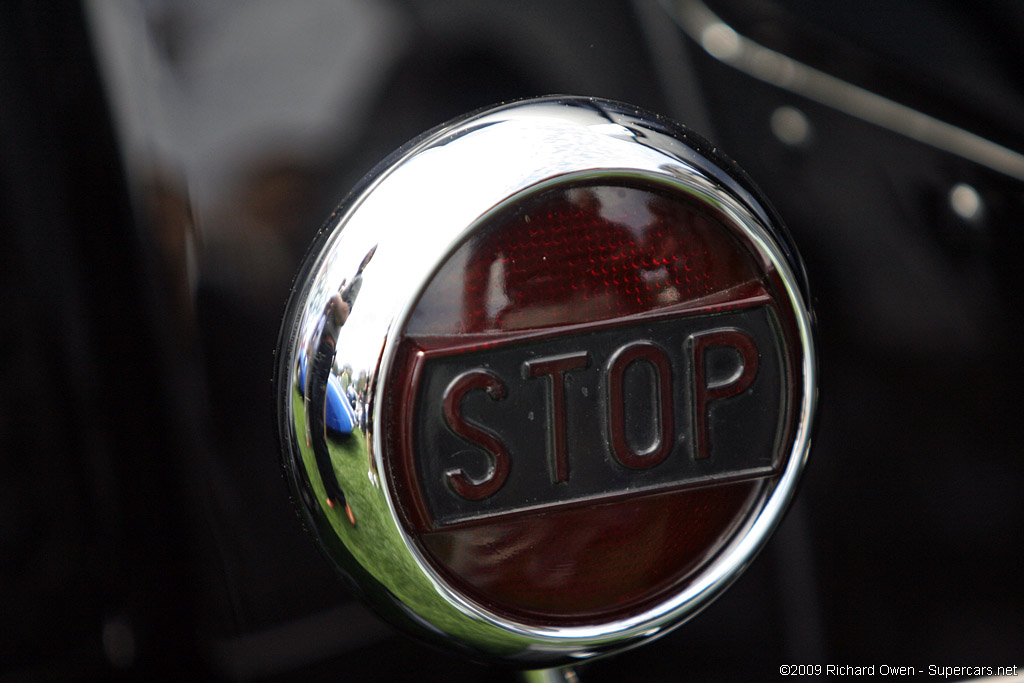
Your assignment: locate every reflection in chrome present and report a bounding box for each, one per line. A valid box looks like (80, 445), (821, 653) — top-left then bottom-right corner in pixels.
(521, 667), (580, 683)
(275, 96), (816, 666)
(663, 0), (1024, 182)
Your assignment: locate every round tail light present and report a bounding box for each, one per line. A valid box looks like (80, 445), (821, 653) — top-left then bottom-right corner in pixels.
(275, 96), (816, 666)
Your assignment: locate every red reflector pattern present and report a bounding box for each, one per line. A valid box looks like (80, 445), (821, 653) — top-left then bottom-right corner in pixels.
(406, 183), (765, 335)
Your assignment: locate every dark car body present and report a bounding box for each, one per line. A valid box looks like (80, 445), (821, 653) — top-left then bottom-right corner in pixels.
(3, 1), (1022, 680)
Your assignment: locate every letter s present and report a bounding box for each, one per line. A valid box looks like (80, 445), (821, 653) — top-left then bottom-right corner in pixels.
(442, 370), (510, 500)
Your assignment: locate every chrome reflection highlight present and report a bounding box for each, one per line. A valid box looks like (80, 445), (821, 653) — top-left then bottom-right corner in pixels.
(274, 96), (816, 666)
(521, 667), (580, 683)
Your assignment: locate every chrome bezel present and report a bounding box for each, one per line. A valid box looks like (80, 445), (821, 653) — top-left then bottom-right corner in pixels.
(275, 96), (816, 666)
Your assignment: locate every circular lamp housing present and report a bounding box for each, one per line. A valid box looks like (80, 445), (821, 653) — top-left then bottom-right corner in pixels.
(275, 96), (816, 667)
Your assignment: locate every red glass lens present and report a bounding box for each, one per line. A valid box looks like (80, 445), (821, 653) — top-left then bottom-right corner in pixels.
(384, 179), (799, 624)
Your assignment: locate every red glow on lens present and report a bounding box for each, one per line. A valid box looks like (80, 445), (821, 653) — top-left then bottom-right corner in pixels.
(419, 483), (759, 622)
(383, 179), (799, 625)
(405, 183), (765, 337)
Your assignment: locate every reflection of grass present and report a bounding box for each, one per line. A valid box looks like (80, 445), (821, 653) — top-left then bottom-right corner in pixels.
(292, 387), (528, 654)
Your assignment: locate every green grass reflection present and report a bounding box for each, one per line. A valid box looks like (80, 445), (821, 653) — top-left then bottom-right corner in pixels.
(292, 386), (529, 654)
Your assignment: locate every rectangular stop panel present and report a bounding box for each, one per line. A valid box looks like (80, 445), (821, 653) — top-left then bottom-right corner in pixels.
(412, 304), (788, 528)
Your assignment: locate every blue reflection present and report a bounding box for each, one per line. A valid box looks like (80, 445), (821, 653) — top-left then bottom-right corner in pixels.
(325, 373), (355, 436)
(297, 349), (355, 436)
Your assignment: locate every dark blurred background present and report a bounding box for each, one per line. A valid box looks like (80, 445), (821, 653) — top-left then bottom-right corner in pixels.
(2, 1), (1022, 680)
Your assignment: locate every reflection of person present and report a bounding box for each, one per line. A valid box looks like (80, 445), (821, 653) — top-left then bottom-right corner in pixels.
(324, 292), (350, 344)
(306, 288), (351, 514)
(304, 247), (375, 523)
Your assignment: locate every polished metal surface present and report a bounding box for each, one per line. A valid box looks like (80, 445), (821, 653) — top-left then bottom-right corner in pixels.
(275, 96), (816, 665)
(521, 667), (580, 683)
